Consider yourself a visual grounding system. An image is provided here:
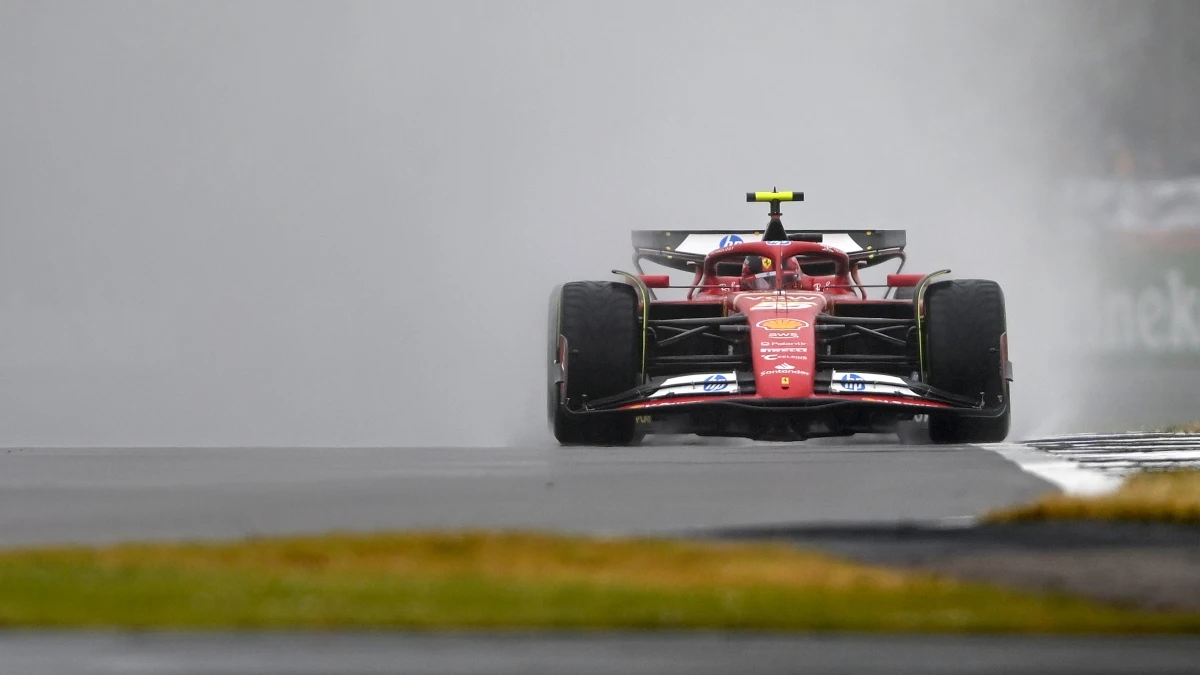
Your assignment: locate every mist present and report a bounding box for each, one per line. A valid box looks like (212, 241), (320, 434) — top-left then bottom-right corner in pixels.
(0, 1), (1107, 446)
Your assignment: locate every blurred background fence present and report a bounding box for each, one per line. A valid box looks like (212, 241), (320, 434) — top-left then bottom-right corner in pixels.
(1057, 1), (1200, 430)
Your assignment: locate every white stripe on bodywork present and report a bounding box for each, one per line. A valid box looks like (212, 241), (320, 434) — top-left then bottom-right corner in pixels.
(817, 233), (863, 253)
(674, 233), (760, 255)
(649, 372), (739, 398)
(830, 370), (919, 397)
(673, 232), (864, 256)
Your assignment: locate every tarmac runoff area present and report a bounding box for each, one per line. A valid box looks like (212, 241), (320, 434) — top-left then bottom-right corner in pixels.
(2, 440), (1200, 672)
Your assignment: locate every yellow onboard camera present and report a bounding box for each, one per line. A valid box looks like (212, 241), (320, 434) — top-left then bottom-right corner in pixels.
(746, 191), (804, 202)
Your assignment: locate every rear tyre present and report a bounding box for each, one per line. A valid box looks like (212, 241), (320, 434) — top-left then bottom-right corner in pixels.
(548, 281), (641, 445)
(923, 279), (1011, 444)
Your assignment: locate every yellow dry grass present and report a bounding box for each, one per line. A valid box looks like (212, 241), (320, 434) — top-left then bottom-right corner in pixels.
(988, 470), (1200, 523)
(11, 531), (915, 592)
(3, 531), (1197, 631)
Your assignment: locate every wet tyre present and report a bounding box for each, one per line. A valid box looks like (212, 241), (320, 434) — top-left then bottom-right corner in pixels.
(547, 281), (641, 445)
(923, 279), (1011, 444)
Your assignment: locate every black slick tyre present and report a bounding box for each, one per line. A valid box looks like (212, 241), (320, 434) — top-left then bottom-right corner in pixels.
(547, 281), (641, 445)
(923, 279), (1011, 444)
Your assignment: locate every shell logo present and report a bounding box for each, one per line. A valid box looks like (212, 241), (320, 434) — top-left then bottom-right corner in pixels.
(756, 318), (810, 330)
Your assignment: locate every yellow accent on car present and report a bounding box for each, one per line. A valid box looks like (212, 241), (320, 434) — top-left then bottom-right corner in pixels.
(611, 270), (651, 377)
(752, 191), (799, 202)
(914, 269), (952, 380)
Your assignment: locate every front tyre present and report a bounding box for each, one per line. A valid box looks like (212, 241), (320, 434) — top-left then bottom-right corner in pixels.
(924, 279), (1011, 444)
(547, 281), (641, 445)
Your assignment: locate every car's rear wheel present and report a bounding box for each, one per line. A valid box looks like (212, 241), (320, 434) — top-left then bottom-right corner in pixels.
(548, 281), (641, 445)
(923, 279), (1011, 444)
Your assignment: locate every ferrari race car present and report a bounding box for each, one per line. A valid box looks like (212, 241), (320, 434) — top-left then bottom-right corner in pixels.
(548, 191), (1012, 445)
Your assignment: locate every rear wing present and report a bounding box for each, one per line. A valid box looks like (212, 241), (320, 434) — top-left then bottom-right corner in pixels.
(631, 230), (907, 273)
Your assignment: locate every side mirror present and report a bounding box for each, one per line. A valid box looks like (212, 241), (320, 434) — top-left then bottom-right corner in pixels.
(638, 274), (670, 289)
(886, 273), (923, 288)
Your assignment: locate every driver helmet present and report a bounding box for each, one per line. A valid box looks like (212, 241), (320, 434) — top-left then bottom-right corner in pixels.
(742, 255), (798, 290)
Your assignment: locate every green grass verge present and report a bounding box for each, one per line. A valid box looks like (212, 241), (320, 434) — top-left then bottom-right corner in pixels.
(1, 531), (1198, 632)
(988, 469), (1200, 524)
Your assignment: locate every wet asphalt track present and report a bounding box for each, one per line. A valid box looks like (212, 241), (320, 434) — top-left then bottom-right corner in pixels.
(4, 441), (1198, 673)
(2, 633), (1199, 675)
(0, 440), (1052, 546)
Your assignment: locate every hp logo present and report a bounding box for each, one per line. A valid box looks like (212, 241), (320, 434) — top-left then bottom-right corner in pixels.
(702, 374), (729, 392)
(840, 373), (866, 392)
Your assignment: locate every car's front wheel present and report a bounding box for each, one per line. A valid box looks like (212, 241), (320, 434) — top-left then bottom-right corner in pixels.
(923, 279), (1011, 444)
(547, 281), (641, 445)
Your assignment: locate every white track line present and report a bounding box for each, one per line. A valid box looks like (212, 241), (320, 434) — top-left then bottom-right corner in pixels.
(1050, 450), (1200, 461)
(983, 443), (1123, 496)
(1033, 440), (1200, 448)
(1025, 432), (1193, 441)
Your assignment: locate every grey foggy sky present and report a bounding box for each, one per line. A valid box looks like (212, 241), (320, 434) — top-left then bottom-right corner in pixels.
(0, 1), (1100, 446)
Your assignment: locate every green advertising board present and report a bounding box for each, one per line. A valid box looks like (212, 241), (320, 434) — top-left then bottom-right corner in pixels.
(1093, 247), (1200, 361)
(1059, 179), (1200, 428)
(1071, 238), (1200, 431)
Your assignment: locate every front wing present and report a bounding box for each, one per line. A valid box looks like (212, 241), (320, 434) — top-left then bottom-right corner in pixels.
(558, 375), (1006, 440)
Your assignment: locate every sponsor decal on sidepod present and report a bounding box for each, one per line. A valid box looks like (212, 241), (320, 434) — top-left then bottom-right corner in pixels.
(649, 372), (740, 398)
(759, 362), (811, 376)
(829, 370), (919, 398)
(702, 374), (729, 392)
(839, 373), (866, 391)
(749, 299), (817, 311)
(756, 318), (810, 330)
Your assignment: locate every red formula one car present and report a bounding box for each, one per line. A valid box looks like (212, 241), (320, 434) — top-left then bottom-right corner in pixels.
(548, 191), (1012, 445)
